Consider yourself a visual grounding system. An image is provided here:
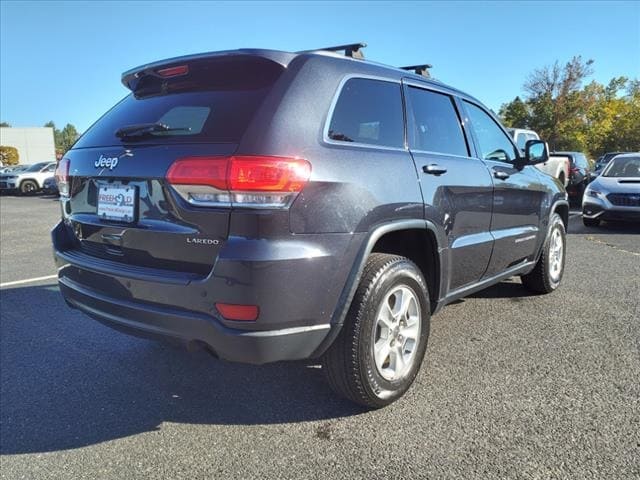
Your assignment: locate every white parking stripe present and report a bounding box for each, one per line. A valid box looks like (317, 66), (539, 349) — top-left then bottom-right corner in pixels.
(0, 274), (58, 288)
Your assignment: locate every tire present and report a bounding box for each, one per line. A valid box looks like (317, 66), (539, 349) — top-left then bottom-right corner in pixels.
(322, 253), (430, 408)
(19, 180), (38, 195)
(521, 213), (566, 294)
(583, 217), (600, 227)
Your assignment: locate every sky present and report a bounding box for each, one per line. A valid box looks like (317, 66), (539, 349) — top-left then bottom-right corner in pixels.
(1, 0), (639, 132)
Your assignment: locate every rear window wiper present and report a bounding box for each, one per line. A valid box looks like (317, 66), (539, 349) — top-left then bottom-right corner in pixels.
(115, 122), (191, 139)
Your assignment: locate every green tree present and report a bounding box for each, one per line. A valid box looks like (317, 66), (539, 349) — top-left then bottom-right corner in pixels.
(499, 96), (531, 128)
(0, 146), (20, 166)
(44, 121), (80, 154)
(0, 122), (10, 127)
(59, 124), (79, 153)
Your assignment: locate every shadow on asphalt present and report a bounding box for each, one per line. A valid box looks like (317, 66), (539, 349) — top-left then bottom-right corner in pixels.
(0, 285), (363, 455)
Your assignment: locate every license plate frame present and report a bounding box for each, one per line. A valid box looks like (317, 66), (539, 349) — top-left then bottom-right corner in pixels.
(97, 183), (137, 223)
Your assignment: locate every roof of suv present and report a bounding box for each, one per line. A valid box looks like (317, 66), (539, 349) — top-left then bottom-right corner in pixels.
(121, 47), (480, 104)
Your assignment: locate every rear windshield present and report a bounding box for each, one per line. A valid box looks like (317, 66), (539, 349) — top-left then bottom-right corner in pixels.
(74, 57), (283, 148)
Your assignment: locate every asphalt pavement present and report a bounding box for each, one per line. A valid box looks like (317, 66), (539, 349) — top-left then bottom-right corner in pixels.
(1, 194), (639, 479)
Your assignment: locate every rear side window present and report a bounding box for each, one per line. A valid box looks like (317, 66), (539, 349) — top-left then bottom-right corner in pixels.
(74, 58), (283, 148)
(406, 87), (468, 156)
(327, 78), (404, 148)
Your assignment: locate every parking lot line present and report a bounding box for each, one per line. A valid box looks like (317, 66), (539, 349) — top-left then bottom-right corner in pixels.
(0, 274), (58, 288)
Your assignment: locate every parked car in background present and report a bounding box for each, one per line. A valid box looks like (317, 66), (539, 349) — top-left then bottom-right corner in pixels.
(551, 151), (591, 203)
(582, 153), (640, 226)
(0, 161), (57, 194)
(0, 165), (28, 174)
(592, 151), (627, 179)
(507, 129), (568, 185)
(52, 44), (568, 408)
(42, 176), (59, 195)
(507, 128), (540, 151)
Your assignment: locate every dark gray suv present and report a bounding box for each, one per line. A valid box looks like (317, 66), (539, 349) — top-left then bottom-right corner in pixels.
(52, 44), (569, 407)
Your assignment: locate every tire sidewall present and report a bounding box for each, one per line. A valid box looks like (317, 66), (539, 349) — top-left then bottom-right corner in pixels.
(358, 261), (430, 403)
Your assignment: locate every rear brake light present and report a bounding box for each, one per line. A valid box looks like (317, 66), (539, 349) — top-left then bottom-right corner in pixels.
(166, 156), (311, 208)
(157, 65), (189, 78)
(55, 158), (70, 196)
(215, 303), (259, 321)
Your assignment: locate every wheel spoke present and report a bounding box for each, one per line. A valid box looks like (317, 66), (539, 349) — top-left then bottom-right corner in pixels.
(396, 288), (410, 317)
(391, 346), (405, 376)
(374, 341), (391, 370)
(400, 320), (420, 341)
(378, 303), (395, 330)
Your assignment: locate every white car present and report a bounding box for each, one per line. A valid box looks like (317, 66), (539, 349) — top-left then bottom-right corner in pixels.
(507, 128), (569, 186)
(0, 161), (57, 194)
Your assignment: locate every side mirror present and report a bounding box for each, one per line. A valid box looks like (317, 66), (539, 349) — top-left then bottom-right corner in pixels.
(525, 139), (548, 165)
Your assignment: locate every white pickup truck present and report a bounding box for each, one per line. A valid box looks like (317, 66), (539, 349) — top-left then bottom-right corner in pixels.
(508, 128), (569, 186)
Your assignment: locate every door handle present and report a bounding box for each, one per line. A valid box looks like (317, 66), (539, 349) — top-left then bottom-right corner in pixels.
(423, 164), (447, 175)
(493, 170), (510, 180)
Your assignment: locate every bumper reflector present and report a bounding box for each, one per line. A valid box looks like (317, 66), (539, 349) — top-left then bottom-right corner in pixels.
(215, 303), (259, 321)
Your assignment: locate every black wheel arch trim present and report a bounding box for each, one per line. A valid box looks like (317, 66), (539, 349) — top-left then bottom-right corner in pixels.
(532, 198), (569, 265)
(311, 218), (444, 358)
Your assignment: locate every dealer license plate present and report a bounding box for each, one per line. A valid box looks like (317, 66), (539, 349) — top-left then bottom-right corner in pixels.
(97, 184), (136, 222)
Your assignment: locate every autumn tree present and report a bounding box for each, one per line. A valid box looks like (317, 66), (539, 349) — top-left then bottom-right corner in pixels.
(0, 146), (19, 166)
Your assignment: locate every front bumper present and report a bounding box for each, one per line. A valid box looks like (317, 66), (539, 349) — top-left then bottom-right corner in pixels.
(582, 195), (640, 222)
(52, 221), (360, 364)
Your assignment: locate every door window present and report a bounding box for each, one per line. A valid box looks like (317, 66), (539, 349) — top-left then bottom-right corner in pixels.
(406, 87), (469, 156)
(464, 102), (518, 162)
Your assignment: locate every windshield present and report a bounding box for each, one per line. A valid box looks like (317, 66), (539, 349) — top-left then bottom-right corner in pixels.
(602, 156), (640, 178)
(24, 162), (50, 172)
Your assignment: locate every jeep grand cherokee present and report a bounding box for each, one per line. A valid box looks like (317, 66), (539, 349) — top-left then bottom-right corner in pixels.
(52, 44), (569, 407)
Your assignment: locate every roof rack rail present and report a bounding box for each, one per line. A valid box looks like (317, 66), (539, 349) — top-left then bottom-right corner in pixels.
(301, 42), (367, 59)
(400, 64), (433, 78)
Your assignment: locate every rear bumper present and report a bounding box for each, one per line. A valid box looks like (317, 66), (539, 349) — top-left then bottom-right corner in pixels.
(52, 220), (360, 364)
(58, 275), (331, 364)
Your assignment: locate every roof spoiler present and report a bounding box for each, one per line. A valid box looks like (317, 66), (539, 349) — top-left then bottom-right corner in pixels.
(300, 42), (367, 59)
(399, 64), (433, 78)
(121, 49), (295, 91)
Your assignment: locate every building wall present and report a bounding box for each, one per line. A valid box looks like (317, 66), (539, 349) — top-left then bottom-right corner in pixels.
(0, 127), (56, 165)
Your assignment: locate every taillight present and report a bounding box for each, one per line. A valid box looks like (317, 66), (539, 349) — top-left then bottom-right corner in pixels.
(55, 157), (70, 196)
(166, 156), (311, 208)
